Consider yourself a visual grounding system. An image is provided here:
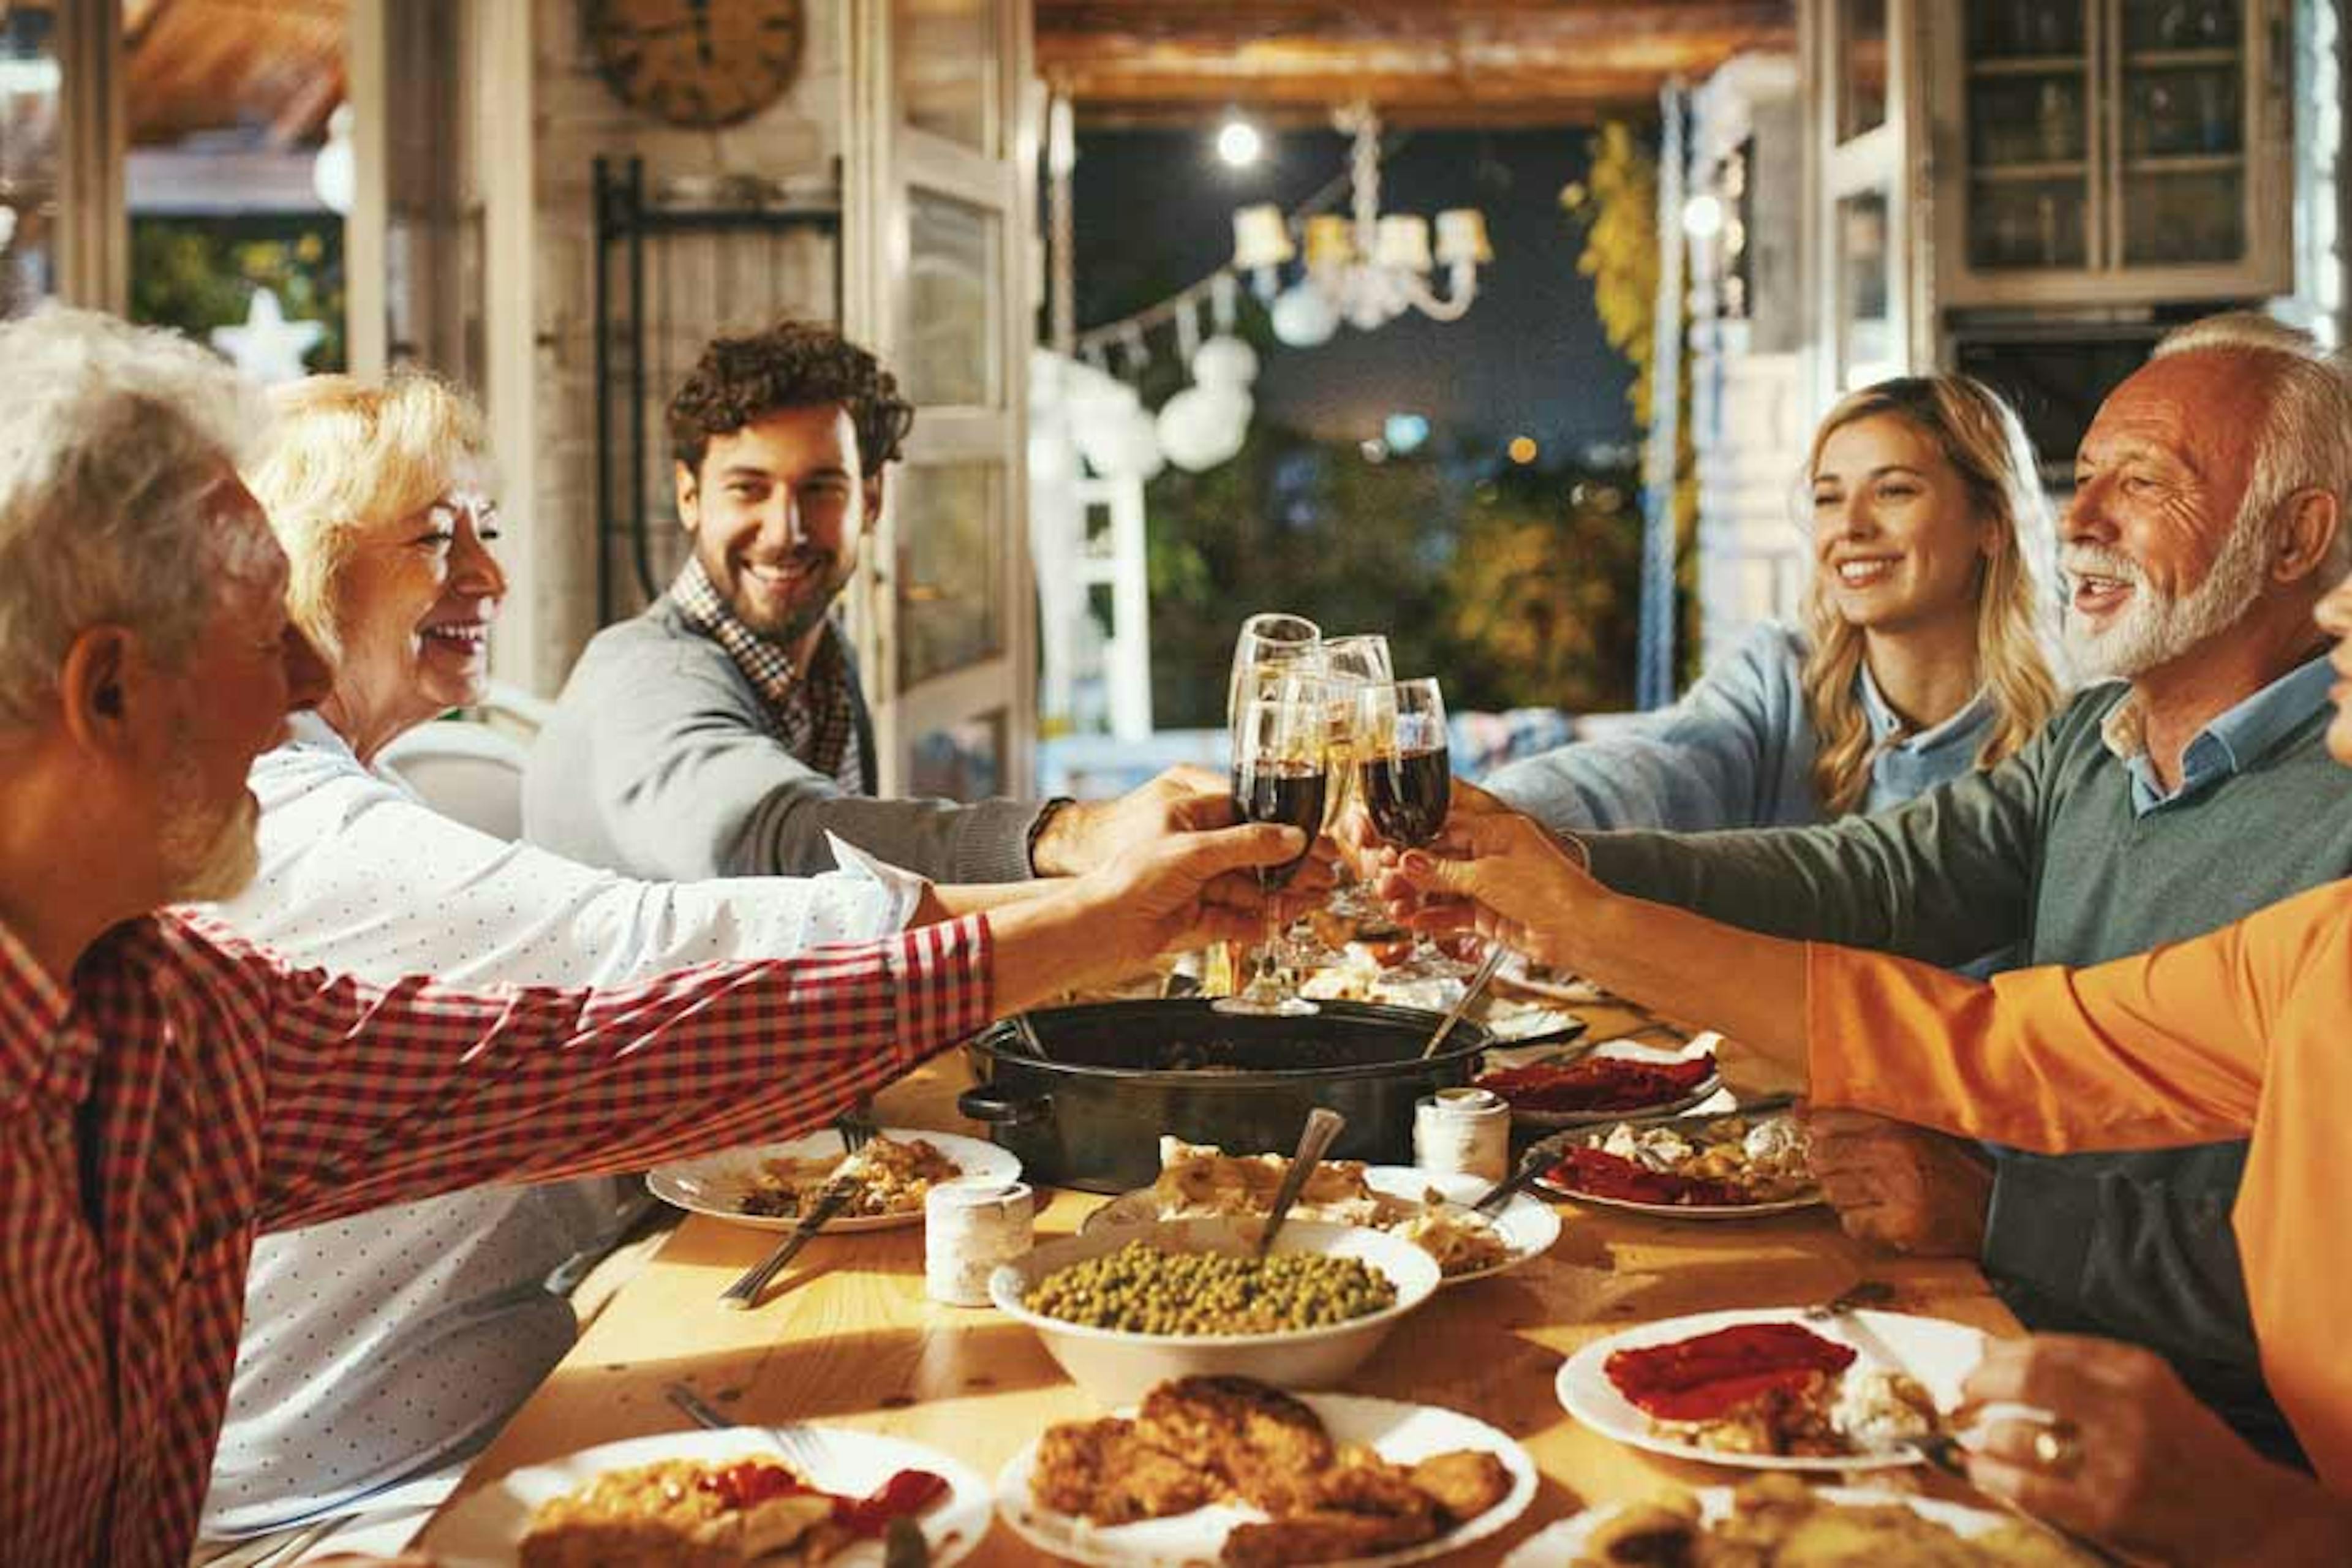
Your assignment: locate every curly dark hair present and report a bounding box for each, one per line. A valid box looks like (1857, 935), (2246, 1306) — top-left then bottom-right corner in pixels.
(666, 319), (916, 477)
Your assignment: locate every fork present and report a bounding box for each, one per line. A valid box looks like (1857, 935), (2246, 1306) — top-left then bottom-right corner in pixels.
(718, 1109), (875, 1310)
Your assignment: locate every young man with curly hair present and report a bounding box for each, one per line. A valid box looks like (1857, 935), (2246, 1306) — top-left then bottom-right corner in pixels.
(527, 320), (1215, 885)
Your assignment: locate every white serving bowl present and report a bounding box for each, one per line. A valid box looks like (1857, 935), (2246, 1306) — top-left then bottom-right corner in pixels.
(989, 1217), (1441, 1408)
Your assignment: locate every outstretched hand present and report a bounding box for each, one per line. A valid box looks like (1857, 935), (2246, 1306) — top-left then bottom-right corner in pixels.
(989, 818), (1313, 1012)
(1033, 764), (1338, 897)
(1370, 810), (1599, 971)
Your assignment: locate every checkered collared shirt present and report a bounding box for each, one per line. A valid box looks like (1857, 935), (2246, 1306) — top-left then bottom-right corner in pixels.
(671, 557), (867, 794)
(0, 908), (989, 1566)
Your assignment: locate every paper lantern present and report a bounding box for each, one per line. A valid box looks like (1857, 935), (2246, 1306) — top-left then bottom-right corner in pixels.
(1158, 386), (1250, 472)
(1270, 283), (1340, 348)
(1191, 334), (1259, 390)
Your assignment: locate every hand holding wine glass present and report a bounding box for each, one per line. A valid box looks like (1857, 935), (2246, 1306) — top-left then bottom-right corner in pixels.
(1355, 677), (1472, 981)
(1213, 668), (1330, 1017)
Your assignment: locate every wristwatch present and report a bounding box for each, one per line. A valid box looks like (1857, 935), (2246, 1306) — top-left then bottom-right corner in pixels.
(1025, 796), (1078, 875)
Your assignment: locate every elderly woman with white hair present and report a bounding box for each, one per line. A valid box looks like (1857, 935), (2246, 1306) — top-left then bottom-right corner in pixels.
(191, 374), (1039, 1551)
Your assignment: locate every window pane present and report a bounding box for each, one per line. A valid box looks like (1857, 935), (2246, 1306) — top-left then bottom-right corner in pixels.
(1835, 190), (1897, 390)
(1, 4), (61, 317)
(902, 187), (999, 407)
(895, 458), (1004, 687)
(1837, 0), (1888, 143)
(896, 0), (994, 153)
(909, 709), (1005, 801)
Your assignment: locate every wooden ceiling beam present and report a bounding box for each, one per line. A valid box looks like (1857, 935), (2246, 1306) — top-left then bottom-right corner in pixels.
(1038, 0), (1792, 124)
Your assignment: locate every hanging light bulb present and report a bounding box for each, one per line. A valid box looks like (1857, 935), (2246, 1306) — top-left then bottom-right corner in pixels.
(1216, 117), (1264, 168)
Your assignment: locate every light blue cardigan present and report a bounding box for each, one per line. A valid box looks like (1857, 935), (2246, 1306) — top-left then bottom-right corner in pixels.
(1485, 623), (1999, 834)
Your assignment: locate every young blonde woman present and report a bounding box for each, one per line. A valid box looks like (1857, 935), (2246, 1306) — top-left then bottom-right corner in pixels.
(1483, 374), (2064, 831)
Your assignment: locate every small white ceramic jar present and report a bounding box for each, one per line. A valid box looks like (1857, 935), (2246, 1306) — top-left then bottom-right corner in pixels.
(924, 1179), (1035, 1306)
(1413, 1085), (1510, 1182)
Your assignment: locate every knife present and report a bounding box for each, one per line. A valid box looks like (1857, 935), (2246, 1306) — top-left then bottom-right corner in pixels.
(1561, 1090), (1799, 1136)
(1471, 1139), (1565, 1215)
(719, 1168), (862, 1309)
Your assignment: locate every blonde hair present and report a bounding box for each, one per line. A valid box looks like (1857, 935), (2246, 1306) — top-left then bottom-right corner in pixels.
(1800, 374), (2064, 815)
(243, 372), (491, 666)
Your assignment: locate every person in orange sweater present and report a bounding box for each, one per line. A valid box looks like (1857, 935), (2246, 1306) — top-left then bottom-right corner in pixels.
(1378, 577), (2352, 1564)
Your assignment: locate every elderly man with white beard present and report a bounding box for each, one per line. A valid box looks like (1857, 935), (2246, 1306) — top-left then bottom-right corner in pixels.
(1507, 311), (2352, 1461)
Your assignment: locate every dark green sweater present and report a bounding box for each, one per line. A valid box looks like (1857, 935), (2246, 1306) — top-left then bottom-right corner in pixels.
(1583, 681), (2352, 1454)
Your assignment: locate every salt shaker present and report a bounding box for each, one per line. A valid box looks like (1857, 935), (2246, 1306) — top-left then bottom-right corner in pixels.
(1413, 1085), (1510, 1182)
(924, 1179), (1035, 1306)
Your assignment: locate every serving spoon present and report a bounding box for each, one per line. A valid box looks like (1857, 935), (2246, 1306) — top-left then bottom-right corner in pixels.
(1254, 1106), (1346, 1256)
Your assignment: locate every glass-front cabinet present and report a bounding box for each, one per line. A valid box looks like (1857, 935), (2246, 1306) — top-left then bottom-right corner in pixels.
(1931, 0), (2291, 306)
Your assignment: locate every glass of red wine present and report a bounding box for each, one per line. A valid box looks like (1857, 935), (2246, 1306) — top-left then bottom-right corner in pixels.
(1357, 677), (1472, 981)
(1213, 668), (1329, 1017)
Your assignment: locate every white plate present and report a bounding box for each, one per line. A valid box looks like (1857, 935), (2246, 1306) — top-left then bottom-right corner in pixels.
(1082, 1166), (1562, 1286)
(1494, 953), (1610, 1006)
(1556, 1307), (1991, 1472)
(997, 1392), (1538, 1567)
(1532, 1115), (1823, 1219)
(1489, 1036), (1728, 1131)
(420, 1424), (993, 1567)
(646, 1128), (1020, 1233)
(1500, 1485), (2021, 1566)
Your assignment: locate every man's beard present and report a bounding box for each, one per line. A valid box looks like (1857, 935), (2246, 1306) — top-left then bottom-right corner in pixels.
(731, 556), (848, 648)
(159, 750), (260, 905)
(2063, 510), (2274, 679)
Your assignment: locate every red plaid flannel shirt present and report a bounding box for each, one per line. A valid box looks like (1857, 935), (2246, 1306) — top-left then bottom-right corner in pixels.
(0, 908), (989, 1566)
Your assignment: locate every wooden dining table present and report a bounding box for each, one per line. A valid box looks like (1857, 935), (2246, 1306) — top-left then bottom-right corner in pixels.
(424, 1010), (2022, 1564)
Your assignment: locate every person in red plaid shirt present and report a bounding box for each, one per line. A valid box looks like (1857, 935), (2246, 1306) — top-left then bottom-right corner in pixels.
(0, 308), (1305, 1567)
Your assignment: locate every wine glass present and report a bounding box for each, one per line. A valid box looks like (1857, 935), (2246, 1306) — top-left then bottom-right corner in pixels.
(1357, 677), (1471, 981)
(1316, 634), (1393, 922)
(1213, 668), (1329, 1017)
(1227, 612), (1321, 725)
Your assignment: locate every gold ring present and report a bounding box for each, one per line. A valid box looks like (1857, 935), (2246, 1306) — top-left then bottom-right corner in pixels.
(2030, 1422), (2084, 1474)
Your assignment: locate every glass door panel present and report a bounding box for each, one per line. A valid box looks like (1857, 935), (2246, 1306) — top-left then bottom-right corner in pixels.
(895, 456), (1005, 688)
(1961, 0), (2094, 271)
(2116, 0), (2247, 266)
(1837, 0), (1889, 141)
(909, 707), (1005, 800)
(895, 0), (995, 154)
(1, 4), (60, 316)
(1835, 189), (1898, 389)
(902, 185), (999, 408)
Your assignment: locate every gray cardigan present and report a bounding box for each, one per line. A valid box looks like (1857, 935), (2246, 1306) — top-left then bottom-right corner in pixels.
(523, 598), (1046, 884)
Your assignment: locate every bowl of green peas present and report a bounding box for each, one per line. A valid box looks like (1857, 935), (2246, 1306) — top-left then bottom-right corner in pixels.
(989, 1218), (1441, 1406)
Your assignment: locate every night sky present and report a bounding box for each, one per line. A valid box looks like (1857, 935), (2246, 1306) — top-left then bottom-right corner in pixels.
(1069, 124), (1641, 460)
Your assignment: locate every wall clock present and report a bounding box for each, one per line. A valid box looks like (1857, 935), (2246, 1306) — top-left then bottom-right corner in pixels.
(589, 0), (806, 129)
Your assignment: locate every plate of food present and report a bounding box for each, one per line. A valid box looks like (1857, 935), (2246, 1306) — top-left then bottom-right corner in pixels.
(997, 1374), (1537, 1567)
(1500, 1476), (2097, 1566)
(420, 1423), (992, 1567)
(1556, 1307), (1989, 1471)
(1297, 942), (1588, 1047)
(646, 1128), (1019, 1233)
(1084, 1138), (1561, 1285)
(1479, 1038), (1724, 1130)
(1534, 1110), (1822, 1218)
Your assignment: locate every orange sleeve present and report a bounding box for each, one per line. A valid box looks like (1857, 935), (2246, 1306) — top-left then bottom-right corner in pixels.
(1801, 881), (2349, 1153)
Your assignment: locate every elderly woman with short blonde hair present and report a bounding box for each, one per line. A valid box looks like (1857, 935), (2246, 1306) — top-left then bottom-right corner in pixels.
(195, 372), (941, 1547)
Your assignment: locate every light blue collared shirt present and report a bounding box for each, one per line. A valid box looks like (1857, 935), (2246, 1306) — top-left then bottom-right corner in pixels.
(2103, 652), (2336, 816)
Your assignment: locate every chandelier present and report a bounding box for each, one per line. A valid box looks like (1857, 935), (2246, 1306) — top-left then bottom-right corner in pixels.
(1229, 102), (1491, 345)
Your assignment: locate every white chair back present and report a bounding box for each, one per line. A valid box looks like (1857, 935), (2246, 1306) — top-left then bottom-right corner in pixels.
(379, 716), (533, 841)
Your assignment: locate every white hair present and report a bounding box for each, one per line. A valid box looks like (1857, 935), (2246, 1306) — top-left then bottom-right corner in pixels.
(0, 307), (272, 727)
(2152, 310), (2352, 579)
